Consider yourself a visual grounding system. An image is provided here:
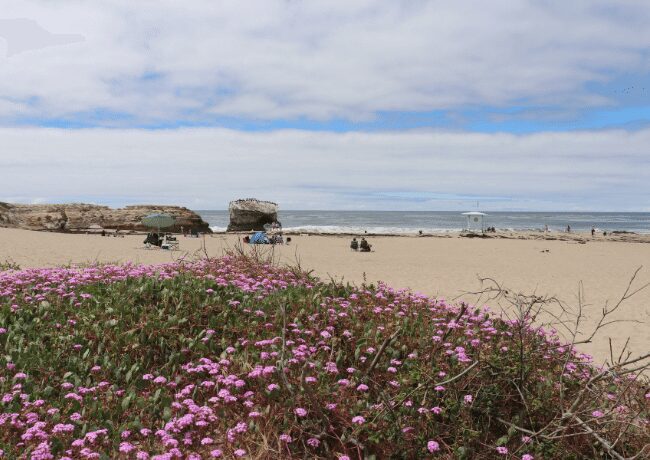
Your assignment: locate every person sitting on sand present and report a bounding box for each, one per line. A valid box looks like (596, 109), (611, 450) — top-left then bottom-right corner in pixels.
(143, 232), (162, 247)
(359, 238), (371, 252)
(350, 238), (359, 251)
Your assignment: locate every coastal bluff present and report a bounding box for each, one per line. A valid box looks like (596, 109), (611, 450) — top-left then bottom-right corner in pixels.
(0, 202), (211, 233)
(227, 199), (278, 232)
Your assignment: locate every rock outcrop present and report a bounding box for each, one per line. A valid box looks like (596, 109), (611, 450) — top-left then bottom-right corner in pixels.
(227, 199), (278, 232)
(0, 202), (211, 233)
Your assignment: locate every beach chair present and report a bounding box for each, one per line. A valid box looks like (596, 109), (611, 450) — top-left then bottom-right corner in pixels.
(161, 235), (179, 251)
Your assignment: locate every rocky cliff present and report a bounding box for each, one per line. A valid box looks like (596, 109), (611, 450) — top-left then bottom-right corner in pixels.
(227, 199), (278, 232)
(0, 203), (211, 233)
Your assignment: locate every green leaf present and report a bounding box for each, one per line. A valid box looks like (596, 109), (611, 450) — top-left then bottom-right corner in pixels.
(121, 395), (131, 411)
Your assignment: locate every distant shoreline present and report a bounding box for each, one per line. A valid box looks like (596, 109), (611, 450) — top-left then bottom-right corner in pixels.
(217, 228), (650, 243)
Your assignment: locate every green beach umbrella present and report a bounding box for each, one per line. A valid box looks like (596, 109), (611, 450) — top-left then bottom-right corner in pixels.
(141, 213), (175, 232)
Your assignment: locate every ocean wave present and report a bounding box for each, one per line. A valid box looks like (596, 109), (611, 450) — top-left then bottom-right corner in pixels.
(211, 225), (462, 235)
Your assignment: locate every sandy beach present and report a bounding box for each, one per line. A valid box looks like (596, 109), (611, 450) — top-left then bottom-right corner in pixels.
(1, 227), (648, 364)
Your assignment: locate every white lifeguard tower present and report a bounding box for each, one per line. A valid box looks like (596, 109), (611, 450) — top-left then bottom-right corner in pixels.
(462, 211), (487, 233)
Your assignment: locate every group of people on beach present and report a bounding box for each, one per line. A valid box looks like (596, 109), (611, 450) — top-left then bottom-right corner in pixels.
(180, 226), (201, 238)
(243, 221), (290, 245)
(350, 237), (372, 252)
(565, 225), (609, 237)
(143, 232), (177, 247)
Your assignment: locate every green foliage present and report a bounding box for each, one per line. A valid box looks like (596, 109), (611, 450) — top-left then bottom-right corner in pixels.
(0, 257), (647, 459)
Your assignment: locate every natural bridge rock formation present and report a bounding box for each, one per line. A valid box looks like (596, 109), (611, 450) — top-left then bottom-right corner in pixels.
(227, 199), (278, 232)
(0, 202), (211, 233)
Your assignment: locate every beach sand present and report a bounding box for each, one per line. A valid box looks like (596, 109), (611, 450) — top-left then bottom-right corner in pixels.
(1, 227), (648, 365)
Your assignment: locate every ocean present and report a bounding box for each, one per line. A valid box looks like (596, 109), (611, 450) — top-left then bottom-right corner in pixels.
(196, 211), (650, 235)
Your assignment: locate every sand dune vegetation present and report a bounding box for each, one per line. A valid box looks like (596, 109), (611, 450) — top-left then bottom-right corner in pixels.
(1, 253), (648, 459)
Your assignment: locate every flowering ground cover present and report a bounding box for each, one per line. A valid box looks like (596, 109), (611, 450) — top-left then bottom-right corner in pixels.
(0, 255), (648, 459)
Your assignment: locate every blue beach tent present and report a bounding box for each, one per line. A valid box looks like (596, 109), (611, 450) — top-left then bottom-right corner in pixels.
(249, 231), (270, 244)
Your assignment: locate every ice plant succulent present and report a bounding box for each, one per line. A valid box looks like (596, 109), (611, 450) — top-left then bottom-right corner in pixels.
(0, 255), (647, 458)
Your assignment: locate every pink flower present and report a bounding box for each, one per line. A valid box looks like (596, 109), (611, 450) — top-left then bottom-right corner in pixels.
(522, 455), (534, 460)
(496, 446), (508, 455)
(591, 410), (604, 418)
(294, 407), (307, 417)
(356, 384), (369, 392)
(279, 434), (292, 443)
(427, 440), (440, 452)
(307, 438), (320, 447)
(233, 449), (246, 457)
(464, 394), (473, 404)
(352, 415), (365, 424)
(119, 442), (135, 453)
(210, 449), (223, 458)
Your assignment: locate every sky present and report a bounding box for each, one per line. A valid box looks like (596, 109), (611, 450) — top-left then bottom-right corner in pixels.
(1, 0), (649, 211)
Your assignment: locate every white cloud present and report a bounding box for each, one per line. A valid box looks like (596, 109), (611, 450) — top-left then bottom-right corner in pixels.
(0, 127), (648, 210)
(1, 1), (649, 122)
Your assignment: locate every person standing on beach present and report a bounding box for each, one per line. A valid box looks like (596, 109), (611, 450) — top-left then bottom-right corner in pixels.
(591, 226), (595, 237)
(566, 225), (571, 233)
